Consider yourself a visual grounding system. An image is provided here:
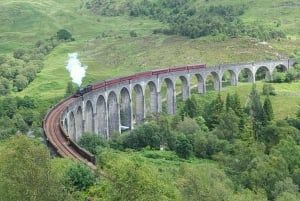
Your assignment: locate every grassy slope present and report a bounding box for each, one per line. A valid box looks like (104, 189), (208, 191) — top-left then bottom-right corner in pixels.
(1, 0), (299, 117)
(241, 0), (300, 38)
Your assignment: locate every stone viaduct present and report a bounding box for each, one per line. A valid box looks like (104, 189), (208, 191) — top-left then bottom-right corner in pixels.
(61, 59), (296, 141)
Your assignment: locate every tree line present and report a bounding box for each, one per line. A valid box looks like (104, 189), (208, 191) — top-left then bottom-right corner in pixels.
(84, 0), (286, 40)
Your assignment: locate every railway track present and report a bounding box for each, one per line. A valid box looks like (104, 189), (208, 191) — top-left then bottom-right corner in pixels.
(43, 97), (96, 169)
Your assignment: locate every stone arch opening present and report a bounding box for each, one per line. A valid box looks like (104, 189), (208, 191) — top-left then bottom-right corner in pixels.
(205, 72), (220, 91)
(162, 78), (175, 114)
(190, 74), (205, 93)
(85, 100), (94, 133)
(175, 76), (189, 101)
(120, 87), (131, 130)
(145, 81), (157, 118)
(133, 84), (145, 125)
(274, 64), (287, 73)
(69, 112), (76, 141)
(96, 95), (107, 138)
(76, 106), (83, 141)
(256, 66), (271, 81)
(272, 64), (288, 83)
(107, 91), (119, 136)
(238, 68), (253, 83)
(222, 70), (236, 87)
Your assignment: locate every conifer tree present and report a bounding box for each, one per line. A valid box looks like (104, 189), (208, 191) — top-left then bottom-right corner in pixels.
(206, 93), (224, 129)
(226, 92), (244, 118)
(263, 95), (274, 122)
(232, 92), (247, 132)
(226, 92), (242, 115)
(245, 85), (267, 140)
(226, 93), (234, 112)
(233, 92), (243, 118)
(215, 93), (224, 115)
(184, 95), (199, 118)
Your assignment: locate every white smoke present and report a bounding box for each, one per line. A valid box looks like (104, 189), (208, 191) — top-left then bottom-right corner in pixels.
(65, 53), (87, 86)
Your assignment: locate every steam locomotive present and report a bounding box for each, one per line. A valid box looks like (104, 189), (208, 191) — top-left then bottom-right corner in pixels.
(74, 85), (93, 97)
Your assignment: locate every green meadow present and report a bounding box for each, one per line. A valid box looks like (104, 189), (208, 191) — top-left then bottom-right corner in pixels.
(218, 82), (300, 120)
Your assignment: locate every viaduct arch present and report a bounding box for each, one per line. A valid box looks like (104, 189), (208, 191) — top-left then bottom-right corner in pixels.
(61, 59), (296, 141)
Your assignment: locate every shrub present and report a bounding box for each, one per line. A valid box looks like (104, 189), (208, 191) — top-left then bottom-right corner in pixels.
(65, 162), (95, 191)
(13, 49), (26, 59)
(57, 29), (74, 41)
(122, 122), (161, 150)
(129, 30), (137, 37)
(78, 132), (109, 155)
(262, 83), (276, 96)
(175, 133), (193, 159)
(272, 72), (286, 83)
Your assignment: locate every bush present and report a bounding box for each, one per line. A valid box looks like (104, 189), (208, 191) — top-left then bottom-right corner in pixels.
(14, 75), (28, 91)
(65, 162), (95, 191)
(194, 132), (208, 158)
(262, 83), (276, 96)
(13, 49), (26, 59)
(272, 72), (286, 83)
(0, 77), (11, 95)
(285, 68), (299, 82)
(78, 132), (109, 155)
(123, 122), (161, 150)
(175, 133), (193, 159)
(129, 30), (137, 37)
(57, 29), (74, 41)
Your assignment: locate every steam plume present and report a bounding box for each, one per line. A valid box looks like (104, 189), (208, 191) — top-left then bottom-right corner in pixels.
(65, 53), (87, 86)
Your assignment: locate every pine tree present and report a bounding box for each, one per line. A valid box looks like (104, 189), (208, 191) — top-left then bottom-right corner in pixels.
(246, 84), (267, 140)
(225, 92), (248, 134)
(226, 92), (243, 117)
(225, 93), (234, 112)
(184, 95), (199, 118)
(233, 92), (243, 118)
(206, 93), (224, 129)
(215, 93), (224, 115)
(263, 95), (274, 121)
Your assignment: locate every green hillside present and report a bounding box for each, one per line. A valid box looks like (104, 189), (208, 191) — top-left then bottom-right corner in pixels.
(0, 0), (298, 99)
(0, 0), (298, 116)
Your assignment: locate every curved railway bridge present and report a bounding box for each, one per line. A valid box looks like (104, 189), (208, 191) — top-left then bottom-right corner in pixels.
(43, 59), (296, 165)
(43, 97), (96, 168)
